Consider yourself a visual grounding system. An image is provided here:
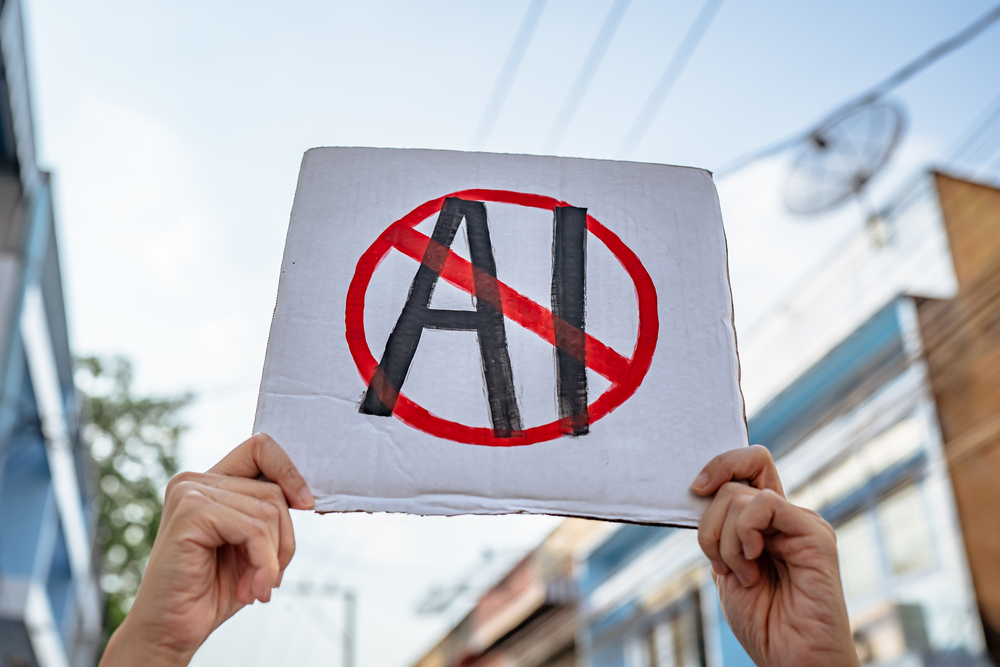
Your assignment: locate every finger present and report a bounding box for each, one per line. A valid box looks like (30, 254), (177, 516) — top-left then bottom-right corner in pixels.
(181, 484), (283, 600)
(734, 491), (838, 574)
(190, 484), (282, 572)
(719, 493), (760, 587)
(735, 489), (784, 561)
(210, 433), (315, 510)
(691, 445), (783, 497)
(697, 483), (736, 575)
(743, 490), (829, 541)
(191, 474), (296, 574)
(196, 502), (281, 603)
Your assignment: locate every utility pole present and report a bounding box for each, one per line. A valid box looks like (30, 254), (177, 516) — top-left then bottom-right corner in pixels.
(280, 581), (356, 667)
(343, 589), (356, 667)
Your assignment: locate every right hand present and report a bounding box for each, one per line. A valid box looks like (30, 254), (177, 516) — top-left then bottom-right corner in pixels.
(691, 446), (860, 667)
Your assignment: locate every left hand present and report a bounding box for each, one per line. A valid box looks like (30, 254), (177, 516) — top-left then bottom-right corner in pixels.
(100, 434), (314, 666)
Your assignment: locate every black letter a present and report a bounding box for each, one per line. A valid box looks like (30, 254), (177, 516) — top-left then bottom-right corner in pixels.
(361, 197), (523, 436)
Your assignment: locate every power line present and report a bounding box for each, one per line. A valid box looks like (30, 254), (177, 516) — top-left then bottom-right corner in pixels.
(617, 0), (725, 158)
(471, 0), (548, 150)
(949, 88), (1000, 165)
(274, 582), (356, 667)
(984, 146), (1000, 176)
(416, 547), (527, 616)
(542, 0), (632, 153)
(715, 2), (1000, 178)
(966, 115), (1000, 167)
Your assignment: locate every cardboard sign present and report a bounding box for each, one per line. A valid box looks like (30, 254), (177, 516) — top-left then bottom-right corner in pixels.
(254, 148), (747, 526)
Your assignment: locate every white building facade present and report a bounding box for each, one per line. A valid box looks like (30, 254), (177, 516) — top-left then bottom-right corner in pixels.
(576, 173), (988, 667)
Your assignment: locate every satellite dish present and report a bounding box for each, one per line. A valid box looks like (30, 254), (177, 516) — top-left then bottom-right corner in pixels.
(784, 100), (905, 215)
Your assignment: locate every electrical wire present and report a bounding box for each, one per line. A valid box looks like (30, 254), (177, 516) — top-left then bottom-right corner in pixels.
(984, 146), (1000, 176)
(948, 88), (1000, 160)
(471, 0), (548, 150)
(949, 88), (1000, 166)
(715, 2), (1000, 178)
(617, 0), (725, 158)
(542, 0), (632, 153)
(967, 119), (1000, 167)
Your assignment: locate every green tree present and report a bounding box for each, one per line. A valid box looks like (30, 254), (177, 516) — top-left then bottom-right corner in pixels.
(76, 356), (191, 640)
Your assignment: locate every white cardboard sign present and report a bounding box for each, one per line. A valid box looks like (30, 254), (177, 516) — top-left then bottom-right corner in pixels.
(254, 147), (747, 526)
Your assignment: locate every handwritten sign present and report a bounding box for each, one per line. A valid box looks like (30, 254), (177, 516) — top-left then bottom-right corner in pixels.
(254, 148), (747, 526)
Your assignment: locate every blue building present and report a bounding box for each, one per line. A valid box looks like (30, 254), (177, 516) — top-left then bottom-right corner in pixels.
(576, 172), (991, 667)
(0, 0), (103, 665)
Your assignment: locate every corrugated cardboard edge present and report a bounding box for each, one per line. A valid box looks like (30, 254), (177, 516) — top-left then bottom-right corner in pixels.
(255, 150), (745, 525)
(251, 150), (312, 439)
(315, 507), (697, 529)
(710, 170), (751, 445)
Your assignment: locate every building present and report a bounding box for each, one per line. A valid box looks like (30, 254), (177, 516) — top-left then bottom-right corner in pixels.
(915, 174), (1000, 662)
(412, 520), (602, 667)
(577, 522), (715, 667)
(576, 171), (996, 667)
(0, 0), (103, 665)
(416, 170), (1000, 667)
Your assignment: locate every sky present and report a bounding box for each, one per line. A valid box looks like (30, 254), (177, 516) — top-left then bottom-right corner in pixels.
(19, 0), (1000, 665)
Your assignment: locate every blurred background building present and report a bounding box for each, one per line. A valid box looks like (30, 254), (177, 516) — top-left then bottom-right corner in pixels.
(0, 1), (995, 665)
(915, 175), (1000, 663)
(413, 519), (602, 667)
(0, 0), (101, 665)
(416, 170), (1000, 667)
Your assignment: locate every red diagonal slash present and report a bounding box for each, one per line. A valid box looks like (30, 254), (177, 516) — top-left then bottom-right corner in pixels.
(345, 189), (658, 447)
(385, 224), (631, 383)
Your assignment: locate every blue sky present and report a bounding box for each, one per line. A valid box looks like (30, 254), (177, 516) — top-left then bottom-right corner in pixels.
(22, 1), (1000, 665)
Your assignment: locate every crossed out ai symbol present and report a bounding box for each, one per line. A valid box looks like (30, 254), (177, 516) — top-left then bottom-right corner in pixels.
(345, 190), (658, 447)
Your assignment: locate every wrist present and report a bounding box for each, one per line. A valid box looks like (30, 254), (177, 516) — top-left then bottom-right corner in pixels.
(840, 647), (863, 667)
(100, 615), (196, 667)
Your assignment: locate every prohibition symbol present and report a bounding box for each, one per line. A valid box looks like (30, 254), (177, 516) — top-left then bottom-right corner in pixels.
(345, 189), (658, 447)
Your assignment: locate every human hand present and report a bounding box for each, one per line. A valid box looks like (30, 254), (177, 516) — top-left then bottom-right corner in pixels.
(691, 446), (859, 667)
(100, 434), (314, 667)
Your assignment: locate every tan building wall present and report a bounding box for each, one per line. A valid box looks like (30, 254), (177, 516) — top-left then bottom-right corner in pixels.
(916, 172), (1000, 662)
(412, 518), (602, 667)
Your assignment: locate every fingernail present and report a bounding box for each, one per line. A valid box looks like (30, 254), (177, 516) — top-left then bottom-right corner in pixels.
(743, 544), (753, 560)
(710, 560), (728, 576)
(299, 485), (315, 509)
(693, 471), (709, 490)
(736, 572), (750, 587)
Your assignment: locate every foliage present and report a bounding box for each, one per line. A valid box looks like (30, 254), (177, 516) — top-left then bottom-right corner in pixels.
(76, 356), (191, 640)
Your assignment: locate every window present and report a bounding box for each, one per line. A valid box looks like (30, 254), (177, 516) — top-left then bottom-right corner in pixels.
(836, 513), (881, 597)
(672, 606), (701, 667)
(651, 621), (675, 667)
(834, 481), (935, 603)
(625, 632), (651, 667)
(877, 485), (933, 576)
(791, 418), (923, 512)
(624, 595), (703, 667)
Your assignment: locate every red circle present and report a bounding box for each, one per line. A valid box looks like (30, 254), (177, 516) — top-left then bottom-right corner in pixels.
(345, 189), (658, 447)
